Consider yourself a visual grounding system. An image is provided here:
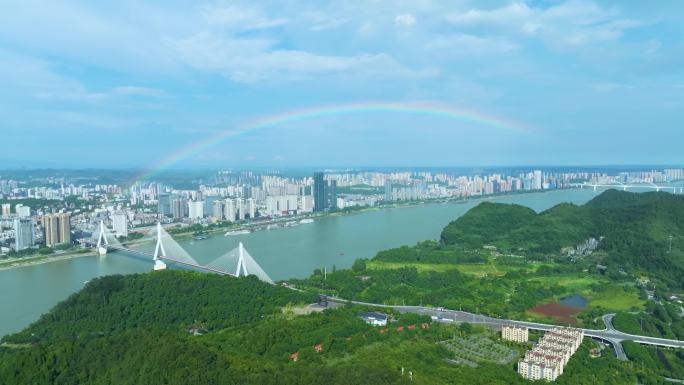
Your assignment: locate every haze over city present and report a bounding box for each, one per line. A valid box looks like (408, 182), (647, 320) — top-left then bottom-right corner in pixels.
(2, 1), (683, 168)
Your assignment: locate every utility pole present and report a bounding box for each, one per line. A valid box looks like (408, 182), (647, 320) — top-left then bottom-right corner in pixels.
(669, 235), (673, 253)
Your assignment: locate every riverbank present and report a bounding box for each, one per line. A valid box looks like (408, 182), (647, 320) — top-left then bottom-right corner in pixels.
(0, 251), (96, 271)
(0, 187), (580, 272)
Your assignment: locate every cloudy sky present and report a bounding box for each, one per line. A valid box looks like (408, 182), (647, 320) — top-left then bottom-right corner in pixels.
(1, 0), (682, 168)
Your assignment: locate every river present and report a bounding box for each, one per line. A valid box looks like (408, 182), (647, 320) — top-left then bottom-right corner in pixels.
(0, 186), (680, 337)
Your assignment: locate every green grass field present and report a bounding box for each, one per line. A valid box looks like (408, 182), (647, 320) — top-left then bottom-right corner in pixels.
(585, 285), (644, 311)
(366, 260), (462, 273)
(367, 260), (557, 277)
(528, 275), (601, 292)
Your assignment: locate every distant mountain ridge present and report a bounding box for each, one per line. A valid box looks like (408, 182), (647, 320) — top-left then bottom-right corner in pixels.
(440, 190), (684, 287)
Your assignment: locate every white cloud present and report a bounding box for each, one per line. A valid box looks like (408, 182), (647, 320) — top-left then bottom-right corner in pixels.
(302, 12), (350, 31)
(445, 1), (643, 48)
(201, 5), (288, 30)
(113, 86), (166, 97)
(426, 34), (518, 54)
(171, 33), (436, 82)
(395, 13), (416, 28)
(0, 50), (106, 102)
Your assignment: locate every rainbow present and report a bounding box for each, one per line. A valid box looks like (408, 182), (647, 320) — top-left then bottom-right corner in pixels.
(131, 101), (534, 184)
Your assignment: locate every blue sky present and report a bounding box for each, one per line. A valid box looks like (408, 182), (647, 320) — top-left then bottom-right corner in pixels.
(1, 0), (682, 168)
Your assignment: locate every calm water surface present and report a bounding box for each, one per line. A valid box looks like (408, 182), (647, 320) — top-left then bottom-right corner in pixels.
(0, 186), (679, 336)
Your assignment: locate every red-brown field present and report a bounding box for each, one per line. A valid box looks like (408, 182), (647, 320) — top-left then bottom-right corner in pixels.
(529, 302), (584, 324)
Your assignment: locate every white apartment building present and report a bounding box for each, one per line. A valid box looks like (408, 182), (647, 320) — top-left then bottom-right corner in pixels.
(16, 204), (30, 218)
(112, 212), (128, 237)
(224, 199), (237, 222)
(299, 195), (313, 213)
(501, 325), (529, 343)
(517, 327), (583, 382)
(518, 360), (560, 382)
(188, 200), (204, 219)
(265, 195), (298, 216)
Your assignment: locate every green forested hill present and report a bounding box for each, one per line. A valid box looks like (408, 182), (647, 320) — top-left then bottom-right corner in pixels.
(4, 271), (311, 344)
(0, 270), (644, 385)
(440, 190), (684, 286)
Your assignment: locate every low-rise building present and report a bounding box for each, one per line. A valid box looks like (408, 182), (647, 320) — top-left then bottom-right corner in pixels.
(359, 312), (388, 327)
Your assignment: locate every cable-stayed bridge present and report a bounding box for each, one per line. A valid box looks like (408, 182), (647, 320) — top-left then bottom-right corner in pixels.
(93, 221), (273, 284)
(573, 182), (684, 193)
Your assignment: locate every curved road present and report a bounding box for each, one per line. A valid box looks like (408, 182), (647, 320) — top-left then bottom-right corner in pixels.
(326, 297), (684, 361)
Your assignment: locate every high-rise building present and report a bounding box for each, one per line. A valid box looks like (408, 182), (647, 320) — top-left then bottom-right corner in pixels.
(58, 213), (71, 245)
(15, 204), (30, 218)
(534, 170), (543, 190)
(247, 198), (256, 219)
(204, 196), (220, 216)
(384, 180), (393, 201)
(158, 193), (172, 216)
(188, 200), (204, 219)
(1, 203), (10, 216)
(13, 218), (34, 251)
(236, 198), (245, 220)
(266, 195), (298, 215)
(44, 214), (59, 247)
(299, 195), (314, 213)
(43, 213), (70, 246)
(112, 212), (128, 237)
(224, 199), (237, 222)
(212, 200), (225, 220)
(327, 180), (338, 209)
(171, 198), (187, 219)
(313, 172), (326, 212)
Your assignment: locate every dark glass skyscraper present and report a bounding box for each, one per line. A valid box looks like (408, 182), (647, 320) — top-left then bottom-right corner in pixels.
(313, 172), (326, 212)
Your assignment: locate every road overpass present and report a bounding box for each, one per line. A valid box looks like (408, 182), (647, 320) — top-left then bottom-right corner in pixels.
(325, 297), (684, 361)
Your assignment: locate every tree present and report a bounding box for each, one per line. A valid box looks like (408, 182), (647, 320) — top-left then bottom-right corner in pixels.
(459, 322), (473, 334)
(351, 259), (366, 272)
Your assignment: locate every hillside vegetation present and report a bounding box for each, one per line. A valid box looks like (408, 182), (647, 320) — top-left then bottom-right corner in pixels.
(440, 190), (684, 287)
(0, 271), (649, 385)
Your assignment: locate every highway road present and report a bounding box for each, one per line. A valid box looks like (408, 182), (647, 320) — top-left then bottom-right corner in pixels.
(326, 297), (684, 361)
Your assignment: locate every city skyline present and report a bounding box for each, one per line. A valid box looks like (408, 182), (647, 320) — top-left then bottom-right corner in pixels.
(2, 1), (683, 168)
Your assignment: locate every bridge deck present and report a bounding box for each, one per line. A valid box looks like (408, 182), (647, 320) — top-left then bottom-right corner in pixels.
(107, 245), (236, 277)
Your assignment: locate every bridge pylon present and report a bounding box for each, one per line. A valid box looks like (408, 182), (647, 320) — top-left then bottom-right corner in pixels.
(152, 222), (167, 271)
(235, 242), (248, 277)
(96, 220), (109, 255)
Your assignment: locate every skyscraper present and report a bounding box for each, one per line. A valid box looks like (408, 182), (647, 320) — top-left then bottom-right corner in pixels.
(43, 213), (70, 246)
(13, 218), (34, 251)
(43, 214), (59, 247)
(313, 172), (326, 212)
(59, 213), (71, 245)
(384, 180), (393, 201)
(534, 170), (543, 190)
